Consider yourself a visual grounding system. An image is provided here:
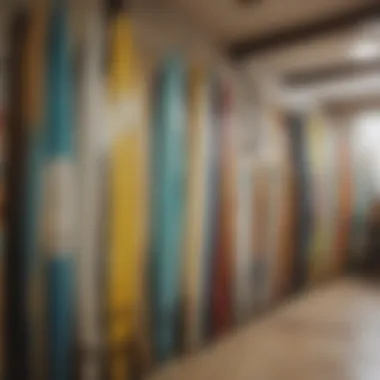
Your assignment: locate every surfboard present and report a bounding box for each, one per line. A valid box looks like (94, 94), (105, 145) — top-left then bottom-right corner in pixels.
(349, 133), (374, 268)
(251, 148), (271, 309)
(264, 111), (292, 303)
(301, 112), (350, 282)
(150, 54), (187, 361)
(234, 157), (253, 323)
(210, 77), (234, 337)
(44, 4), (76, 380)
(286, 113), (313, 291)
(323, 123), (339, 278)
(266, 111), (290, 305)
(106, 8), (149, 379)
(182, 67), (210, 351)
(250, 110), (281, 308)
(197, 73), (220, 340)
(273, 112), (296, 299)
(306, 112), (344, 283)
(76, 0), (106, 378)
(233, 84), (256, 323)
(334, 127), (352, 273)
(303, 114), (318, 283)
(6, 11), (31, 379)
(22, 1), (48, 379)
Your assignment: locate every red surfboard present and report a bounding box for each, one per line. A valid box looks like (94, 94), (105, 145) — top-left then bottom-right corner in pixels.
(211, 78), (236, 337)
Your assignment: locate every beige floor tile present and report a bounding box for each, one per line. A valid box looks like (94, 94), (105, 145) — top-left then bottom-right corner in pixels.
(149, 278), (380, 380)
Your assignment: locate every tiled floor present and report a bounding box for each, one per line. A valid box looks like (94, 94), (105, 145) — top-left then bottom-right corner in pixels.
(149, 278), (380, 380)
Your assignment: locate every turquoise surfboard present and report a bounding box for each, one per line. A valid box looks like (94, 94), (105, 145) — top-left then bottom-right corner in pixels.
(45, 5), (75, 380)
(150, 55), (187, 362)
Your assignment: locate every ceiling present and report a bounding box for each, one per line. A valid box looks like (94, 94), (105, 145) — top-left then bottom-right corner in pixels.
(169, 0), (380, 104)
(169, 0), (376, 43)
(243, 24), (380, 103)
(3, 0), (379, 104)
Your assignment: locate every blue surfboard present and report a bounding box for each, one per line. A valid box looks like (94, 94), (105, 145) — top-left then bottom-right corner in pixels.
(150, 55), (187, 362)
(45, 5), (75, 380)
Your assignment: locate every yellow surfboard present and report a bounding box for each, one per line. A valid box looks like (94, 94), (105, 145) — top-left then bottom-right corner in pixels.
(107, 11), (148, 380)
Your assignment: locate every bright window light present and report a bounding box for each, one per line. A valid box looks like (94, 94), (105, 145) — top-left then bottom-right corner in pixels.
(349, 40), (380, 60)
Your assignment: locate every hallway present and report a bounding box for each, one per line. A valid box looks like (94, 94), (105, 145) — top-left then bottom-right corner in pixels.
(150, 278), (380, 380)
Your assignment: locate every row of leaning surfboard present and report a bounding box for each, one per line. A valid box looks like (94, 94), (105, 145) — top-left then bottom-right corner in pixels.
(1, 1), (378, 380)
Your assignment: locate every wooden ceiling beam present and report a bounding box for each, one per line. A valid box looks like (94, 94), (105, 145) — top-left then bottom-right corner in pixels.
(283, 60), (380, 87)
(229, 2), (380, 60)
